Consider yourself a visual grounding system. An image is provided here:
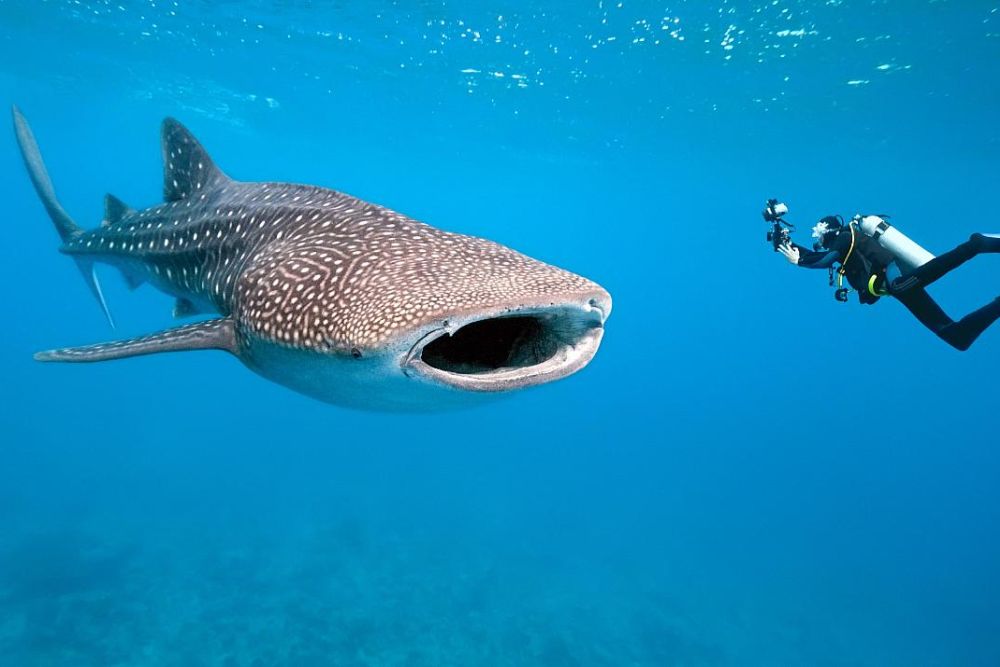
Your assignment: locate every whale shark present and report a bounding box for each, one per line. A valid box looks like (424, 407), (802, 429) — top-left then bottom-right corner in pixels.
(14, 107), (612, 410)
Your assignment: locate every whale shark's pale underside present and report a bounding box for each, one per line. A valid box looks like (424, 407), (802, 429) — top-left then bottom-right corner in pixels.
(14, 107), (611, 410)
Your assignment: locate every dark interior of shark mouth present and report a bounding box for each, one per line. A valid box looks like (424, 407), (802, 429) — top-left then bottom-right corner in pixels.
(410, 307), (605, 391)
(422, 316), (558, 373)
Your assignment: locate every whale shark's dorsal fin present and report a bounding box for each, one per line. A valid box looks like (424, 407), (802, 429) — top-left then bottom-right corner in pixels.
(161, 118), (230, 202)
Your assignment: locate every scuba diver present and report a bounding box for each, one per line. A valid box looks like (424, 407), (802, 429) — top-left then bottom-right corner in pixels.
(763, 199), (1000, 351)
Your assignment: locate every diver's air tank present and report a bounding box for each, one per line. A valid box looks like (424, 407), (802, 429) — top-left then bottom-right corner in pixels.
(856, 214), (935, 271)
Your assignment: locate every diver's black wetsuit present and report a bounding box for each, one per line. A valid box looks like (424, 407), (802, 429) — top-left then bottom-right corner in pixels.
(793, 230), (1000, 351)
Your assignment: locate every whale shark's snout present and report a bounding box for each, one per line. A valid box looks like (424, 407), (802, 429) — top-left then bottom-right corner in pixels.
(404, 289), (611, 392)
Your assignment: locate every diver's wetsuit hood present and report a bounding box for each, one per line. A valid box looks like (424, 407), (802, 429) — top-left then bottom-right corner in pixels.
(816, 215), (845, 250)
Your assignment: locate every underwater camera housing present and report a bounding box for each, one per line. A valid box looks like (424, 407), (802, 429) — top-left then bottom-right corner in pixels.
(763, 198), (793, 251)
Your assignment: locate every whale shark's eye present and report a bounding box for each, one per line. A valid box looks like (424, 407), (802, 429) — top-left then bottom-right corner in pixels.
(351, 347), (362, 359)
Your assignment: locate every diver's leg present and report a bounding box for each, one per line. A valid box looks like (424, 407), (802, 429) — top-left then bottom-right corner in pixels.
(895, 288), (1000, 351)
(891, 234), (1000, 292)
(944, 298), (1000, 351)
(894, 288), (957, 346)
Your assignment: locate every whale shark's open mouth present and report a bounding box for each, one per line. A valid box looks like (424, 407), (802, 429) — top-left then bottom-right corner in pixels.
(404, 300), (608, 392)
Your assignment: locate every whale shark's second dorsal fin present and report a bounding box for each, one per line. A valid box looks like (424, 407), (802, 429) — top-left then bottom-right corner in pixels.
(103, 193), (134, 226)
(161, 118), (230, 202)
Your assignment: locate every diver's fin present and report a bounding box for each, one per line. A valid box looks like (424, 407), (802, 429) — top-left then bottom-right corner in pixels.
(103, 193), (134, 226)
(34, 317), (237, 363)
(161, 118), (231, 202)
(172, 297), (208, 318)
(12, 105), (115, 327)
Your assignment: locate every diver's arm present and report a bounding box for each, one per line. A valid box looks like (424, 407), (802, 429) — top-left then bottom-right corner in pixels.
(795, 245), (840, 269)
(778, 242), (841, 269)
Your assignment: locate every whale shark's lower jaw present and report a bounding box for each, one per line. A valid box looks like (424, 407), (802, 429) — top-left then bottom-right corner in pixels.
(403, 296), (610, 393)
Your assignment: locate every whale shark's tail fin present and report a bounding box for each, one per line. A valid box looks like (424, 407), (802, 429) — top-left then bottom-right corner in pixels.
(12, 105), (114, 327)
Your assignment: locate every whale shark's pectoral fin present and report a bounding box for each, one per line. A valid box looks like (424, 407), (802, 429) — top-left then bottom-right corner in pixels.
(34, 317), (237, 363)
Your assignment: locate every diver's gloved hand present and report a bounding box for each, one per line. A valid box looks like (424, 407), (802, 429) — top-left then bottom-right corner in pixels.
(777, 242), (800, 265)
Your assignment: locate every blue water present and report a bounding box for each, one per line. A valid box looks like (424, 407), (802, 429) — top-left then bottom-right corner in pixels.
(2, 1), (999, 664)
